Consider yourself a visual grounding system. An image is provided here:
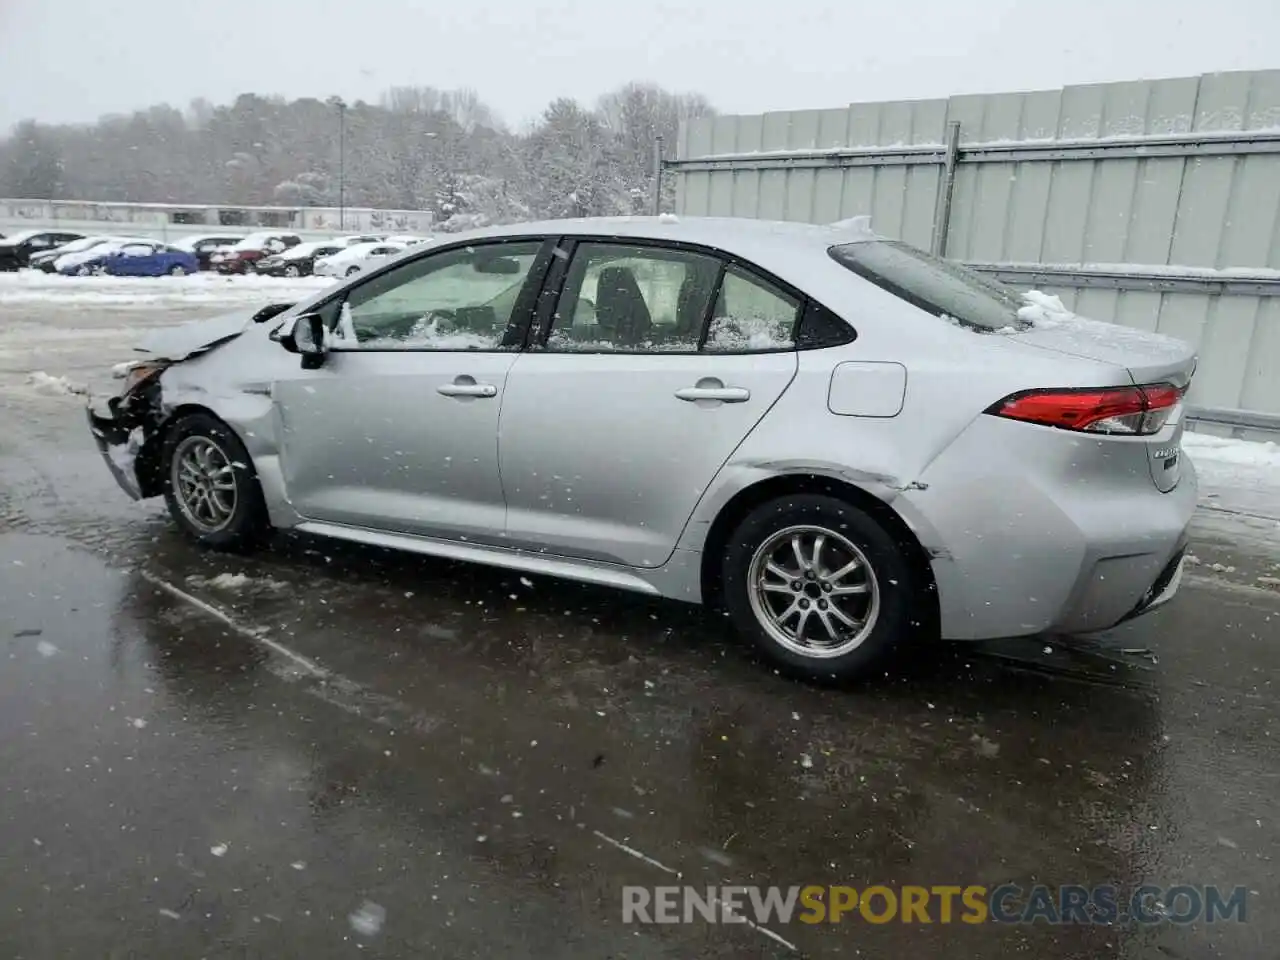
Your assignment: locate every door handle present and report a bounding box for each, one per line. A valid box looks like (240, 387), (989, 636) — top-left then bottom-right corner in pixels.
(675, 385), (751, 403)
(438, 377), (497, 398)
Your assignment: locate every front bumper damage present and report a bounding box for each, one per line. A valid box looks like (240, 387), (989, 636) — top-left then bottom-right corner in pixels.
(87, 379), (165, 502)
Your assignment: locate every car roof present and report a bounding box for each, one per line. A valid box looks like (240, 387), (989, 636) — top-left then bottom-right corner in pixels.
(420, 215), (878, 260)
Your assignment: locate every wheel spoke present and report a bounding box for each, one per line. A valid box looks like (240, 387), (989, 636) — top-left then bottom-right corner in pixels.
(776, 599), (801, 623)
(826, 558), (862, 584)
(760, 581), (793, 594)
(790, 534), (808, 571)
(764, 561), (793, 582)
(815, 609), (840, 642)
(811, 534), (826, 573)
(830, 582), (869, 596)
(794, 607), (813, 642)
(827, 602), (860, 629)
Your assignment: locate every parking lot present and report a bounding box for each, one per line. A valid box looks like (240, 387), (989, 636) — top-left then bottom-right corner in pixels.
(2, 275), (1279, 958)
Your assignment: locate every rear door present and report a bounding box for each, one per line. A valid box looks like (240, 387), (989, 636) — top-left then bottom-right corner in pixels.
(499, 239), (799, 568)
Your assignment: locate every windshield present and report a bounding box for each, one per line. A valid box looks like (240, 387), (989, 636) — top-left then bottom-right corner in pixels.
(829, 240), (1028, 331)
(0, 229), (42, 245)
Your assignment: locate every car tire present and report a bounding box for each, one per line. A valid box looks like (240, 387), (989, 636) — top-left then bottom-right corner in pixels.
(161, 412), (271, 552)
(721, 493), (919, 681)
(346, 265), (360, 277)
(243, 261), (256, 274)
(283, 264), (300, 278)
(169, 264), (187, 277)
(76, 265), (92, 277)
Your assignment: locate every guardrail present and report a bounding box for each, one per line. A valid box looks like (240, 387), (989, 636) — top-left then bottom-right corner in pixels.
(1186, 405), (1280, 438)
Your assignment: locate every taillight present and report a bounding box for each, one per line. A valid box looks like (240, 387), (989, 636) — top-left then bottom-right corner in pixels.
(987, 383), (1183, 435)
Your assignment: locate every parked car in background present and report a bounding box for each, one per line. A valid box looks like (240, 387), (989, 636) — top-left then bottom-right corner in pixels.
(211, 232), (302, 274)
(30, 235), (119, 272)
(173, 234), (246, 271)
(313, 240), (408, 278)
(52, 237), (151, 275)
(255, 241), (345, 277)
(0, 229), (86, 270)
(330, 234), (387, 247)
(58, 240), (199, 277)
(85, 216), (1197, 680)
(385, 234), (431, 246)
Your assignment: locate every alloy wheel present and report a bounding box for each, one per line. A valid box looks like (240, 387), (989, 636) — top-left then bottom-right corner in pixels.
(171, 436), (238, 533)
(746, 524), (880, 658)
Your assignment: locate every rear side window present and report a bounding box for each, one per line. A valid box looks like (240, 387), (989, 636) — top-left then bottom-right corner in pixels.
(829, 241), (1027, 331)
(704, 266), (800, 352)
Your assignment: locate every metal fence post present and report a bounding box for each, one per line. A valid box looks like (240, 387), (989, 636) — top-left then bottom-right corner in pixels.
(930, 121), (962, 256)
(652, 136), (665, 216)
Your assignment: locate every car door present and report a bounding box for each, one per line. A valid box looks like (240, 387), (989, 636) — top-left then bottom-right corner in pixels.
(112, 242), (154, 276)
(499, 240), (801, 568)
(271, 238), (553, 543)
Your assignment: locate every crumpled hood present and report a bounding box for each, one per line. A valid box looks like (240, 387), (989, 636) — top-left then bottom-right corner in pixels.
(133, 306), (264, 361)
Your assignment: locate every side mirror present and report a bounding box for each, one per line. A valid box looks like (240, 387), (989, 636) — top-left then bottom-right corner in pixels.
(284, 313), (328, 369)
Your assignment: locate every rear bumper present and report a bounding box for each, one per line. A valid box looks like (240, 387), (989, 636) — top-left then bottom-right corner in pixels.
(897, 420), (1198, 641)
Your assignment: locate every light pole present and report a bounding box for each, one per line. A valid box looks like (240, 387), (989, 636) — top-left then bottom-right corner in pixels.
(333, 97), (347, 231)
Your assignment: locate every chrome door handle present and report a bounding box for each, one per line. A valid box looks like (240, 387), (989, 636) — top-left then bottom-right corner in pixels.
(675, 386), (751, 403)
(438, 379), (497, 398)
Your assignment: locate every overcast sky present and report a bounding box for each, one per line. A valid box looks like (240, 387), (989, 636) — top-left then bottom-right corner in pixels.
(1, 0), (1276, 133)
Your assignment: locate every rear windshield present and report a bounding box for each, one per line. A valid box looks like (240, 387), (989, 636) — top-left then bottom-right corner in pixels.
(829, 240), (1027, 331)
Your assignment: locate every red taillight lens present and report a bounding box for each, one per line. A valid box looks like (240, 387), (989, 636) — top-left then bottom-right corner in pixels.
(987, 383), (1183, 435)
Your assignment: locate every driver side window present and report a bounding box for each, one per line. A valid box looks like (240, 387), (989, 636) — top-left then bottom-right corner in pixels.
(334, 240), (544, 351)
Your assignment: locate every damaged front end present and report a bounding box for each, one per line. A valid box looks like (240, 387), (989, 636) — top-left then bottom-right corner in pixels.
(87, 363), (170, 501)
(86, 301), (297, 501)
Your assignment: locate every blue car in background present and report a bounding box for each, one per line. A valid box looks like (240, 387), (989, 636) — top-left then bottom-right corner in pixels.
(59, 240), (200, 277)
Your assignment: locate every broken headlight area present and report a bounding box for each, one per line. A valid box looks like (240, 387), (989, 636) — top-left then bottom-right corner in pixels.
(88, 367), (170, 500)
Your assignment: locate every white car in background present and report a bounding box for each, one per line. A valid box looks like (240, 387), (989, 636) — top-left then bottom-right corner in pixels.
(385, 234), (431, 246)
(330, 234), (387, 247)
(54, 237), (155, 275)
(314, 240), (408, 278)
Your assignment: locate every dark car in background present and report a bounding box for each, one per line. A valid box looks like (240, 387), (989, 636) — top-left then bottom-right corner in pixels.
(0, 229), (85, 270)
(211, 231), (302, 274)
(173, 233), (246, 271)
(254, 240), (344, 277)
(29, 236), (119, 272)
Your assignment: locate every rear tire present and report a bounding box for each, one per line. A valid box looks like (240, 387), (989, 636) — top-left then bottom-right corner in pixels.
(161, 413), (271, 552)
(721, 494), (919, 680)
(283, 264), (300, 278)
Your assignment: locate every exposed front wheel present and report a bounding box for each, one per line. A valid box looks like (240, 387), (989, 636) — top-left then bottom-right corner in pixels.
(169, 264), (187, 276)
(283, 264), (300, 277)
(346, 265), (360, 277)
(721, 494), (919, 680)
(161, 413), (271, 551)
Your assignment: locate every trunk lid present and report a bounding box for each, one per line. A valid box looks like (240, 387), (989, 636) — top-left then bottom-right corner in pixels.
(1010, 292), (1197, 493)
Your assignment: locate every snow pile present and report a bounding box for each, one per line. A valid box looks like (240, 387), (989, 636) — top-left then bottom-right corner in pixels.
(1183, 433), (1280, 470)
(1016, 290), (1075, 326)
(0, 271), (334, 307)
(1183, 432), (1280, 520)
(27, 371), (87, 396)
(186, 572), (287, 592)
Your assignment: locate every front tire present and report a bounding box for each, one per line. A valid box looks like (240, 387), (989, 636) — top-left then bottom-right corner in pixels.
(345, 265), (361, 277)
(169, 264), (187, 276)
(283, 264), (300, 278)
(721, 494), (919, 680)
(161, 413), (271, 551)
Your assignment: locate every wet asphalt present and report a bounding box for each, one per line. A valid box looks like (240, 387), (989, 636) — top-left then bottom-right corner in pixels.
(1, 300), (1278, 959)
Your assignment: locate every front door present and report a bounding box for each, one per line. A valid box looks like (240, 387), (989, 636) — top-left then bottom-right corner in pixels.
(500, 241), (801, 568)
(273, 238), (552, 543)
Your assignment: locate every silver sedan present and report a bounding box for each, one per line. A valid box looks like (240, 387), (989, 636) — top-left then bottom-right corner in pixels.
(88, 216), (1197, 679)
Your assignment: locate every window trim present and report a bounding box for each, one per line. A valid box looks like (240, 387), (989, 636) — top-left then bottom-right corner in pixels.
(530, 235), (832, 356)
(314, 235), (559, 354)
